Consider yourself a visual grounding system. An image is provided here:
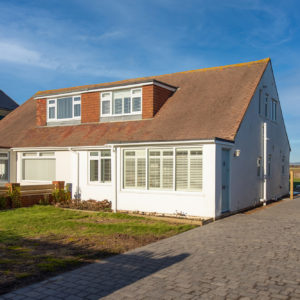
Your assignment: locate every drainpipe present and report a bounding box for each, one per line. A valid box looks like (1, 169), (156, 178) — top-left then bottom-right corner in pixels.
(262, 122), (268, 205)
(111, 145), (118, 213)
(69, 148), (80, 199)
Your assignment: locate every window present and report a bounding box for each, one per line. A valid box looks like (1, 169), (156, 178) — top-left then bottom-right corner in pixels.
(264, 96), (268, 118)
(22, 152), (55, 181)
(101, 88), (142, 116)
(0, 153), (9, 182)
(267, 154), (271, 177)
(123, 150), (146, 188)
(123, 148), (203, 192)
(149, 150), (174, 190)
(176, 149), (202, 191)
(271, 99), (277, 121)
(47, 96), (81, 121)
(89, 150), (111, 183)
(257, 157), (261, 177)
(282, 155), (285, 174)
(258, 89), (263, 115)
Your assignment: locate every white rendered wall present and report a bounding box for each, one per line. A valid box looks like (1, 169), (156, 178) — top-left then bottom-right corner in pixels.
(215, 62), (290, 216)
(115, 144), (216, 218)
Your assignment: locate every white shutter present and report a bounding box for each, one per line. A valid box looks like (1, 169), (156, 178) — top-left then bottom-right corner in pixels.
(190, 150), (202, 190)
(124, 152), (136, 188)
(149, 151), (161, 188)
(137, 157), (146, 187)
(162, 150), (173, 189)
(22, 159), (56, 181)
(176, 150), (188, 190)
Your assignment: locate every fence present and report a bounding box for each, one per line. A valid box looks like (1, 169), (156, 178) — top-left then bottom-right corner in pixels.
(0, 181), (65, 208)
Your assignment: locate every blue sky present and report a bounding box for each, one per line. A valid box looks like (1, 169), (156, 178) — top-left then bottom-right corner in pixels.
(0, 0), (299, 161)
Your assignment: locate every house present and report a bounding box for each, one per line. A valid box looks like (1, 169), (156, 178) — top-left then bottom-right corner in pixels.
(0, 58), (290, 218)
(0, 90), (19, 120)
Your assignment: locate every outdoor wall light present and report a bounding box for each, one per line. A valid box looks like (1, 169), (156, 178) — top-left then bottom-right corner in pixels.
(234, 149), (241, 157)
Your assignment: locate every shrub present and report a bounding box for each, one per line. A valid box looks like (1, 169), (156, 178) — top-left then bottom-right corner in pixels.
(52, 188), (71, 204)
(7, 187), (21, 208)
(39, 194), (50, 205)
(0, 196), (7, 210)
(56, 199), (112, 212)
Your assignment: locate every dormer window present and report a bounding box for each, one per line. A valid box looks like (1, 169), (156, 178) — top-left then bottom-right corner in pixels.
(101, 88), (142, 116)
(47, 96), (81, 121)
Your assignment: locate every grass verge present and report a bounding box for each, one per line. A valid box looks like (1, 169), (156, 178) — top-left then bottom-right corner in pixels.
(0, 205), (197, 294)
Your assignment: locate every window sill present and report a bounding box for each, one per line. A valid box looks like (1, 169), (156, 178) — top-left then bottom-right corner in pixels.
(120, 188), (204, 196)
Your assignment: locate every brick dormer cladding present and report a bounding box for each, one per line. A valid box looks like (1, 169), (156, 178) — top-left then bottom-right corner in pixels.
(36, 98), (47, 126)
(81, 92), (100, 123)
(142, 84), (174, 119)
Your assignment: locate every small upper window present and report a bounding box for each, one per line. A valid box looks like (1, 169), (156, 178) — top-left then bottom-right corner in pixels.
(271, 99), (277, 121)
(47, 96), (81, 121)
(101, 88), (142, 117)
(264, 96), (268, 118)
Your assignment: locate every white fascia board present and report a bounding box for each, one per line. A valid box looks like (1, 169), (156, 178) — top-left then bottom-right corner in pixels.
(106, 139), (216, 148)
(34, 81), (176, 100)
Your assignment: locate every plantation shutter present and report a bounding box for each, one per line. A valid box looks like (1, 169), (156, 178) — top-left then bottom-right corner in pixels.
(176, 150), (188, 190)
(190, 150), (202, 190)
(149, 151), (161, 188)
(100, 150), (111, 183)
(124, 150), (146, 189)
(0, 159), (8, 181)
(162, 150), (173, 189)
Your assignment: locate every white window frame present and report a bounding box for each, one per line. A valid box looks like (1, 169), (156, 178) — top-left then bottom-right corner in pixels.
(101, 88), (142, 117)
(0, 152), (9, 182)
(21, 152), (56, 183)
(121, 146), (203, 193)
(88, 150), (112, 184)
(47, 95), (81, 122)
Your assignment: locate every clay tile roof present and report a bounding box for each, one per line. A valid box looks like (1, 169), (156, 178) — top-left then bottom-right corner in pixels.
(0, 58), (269, 148)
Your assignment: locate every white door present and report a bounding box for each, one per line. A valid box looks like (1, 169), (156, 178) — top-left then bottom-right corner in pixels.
(221, 149), (230, 213)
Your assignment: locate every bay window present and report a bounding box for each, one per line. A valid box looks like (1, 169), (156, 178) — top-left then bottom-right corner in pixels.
(123, 148), (203, 192)
(47, 96), (81, 121)
(22, 152), (55, 181)
(101, 88), (142, 116)
(89, 150), (111, 183)
(0, 153), (9, 182)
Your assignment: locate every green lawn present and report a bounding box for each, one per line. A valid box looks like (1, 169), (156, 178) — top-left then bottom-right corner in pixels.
(0, 205), (197, 294)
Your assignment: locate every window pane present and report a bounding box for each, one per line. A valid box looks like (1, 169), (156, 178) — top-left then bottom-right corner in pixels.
(23, 152), (37, 157)
(57, 97), (73, 119)
(102, 100), (110, 115)
(101, 150), (111, 157)
(124, 97), (131, 114)
(132, 97), (141, 112)
(124, 150), (146, 189)
(90, 152), (99, 157)
(49, 100), (55, 104)
(74, 97), (81, 102)
(22, 159), (55, 181)
(176, 150), (188, 190)
(137, 158), (146, 187)
(0, 159), (8, 181)
(190, 152), (202, 190)
(124, 157), (135, 187)
(90, 160), (98, 182)
(149, 151), (161, 188)
(39, 152), (55, 157)
(74, 104), (81, 117)
(0, 153), (8, 158)
(114, 98), (122, 114)
(162, 151), (173, 189)
(49, 107), (55, 119)
(101, 158), (111, 182)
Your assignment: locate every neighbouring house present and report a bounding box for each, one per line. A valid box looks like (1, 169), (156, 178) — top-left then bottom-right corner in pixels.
(0, 90), (18, 120)
(0, 58), (290, 218)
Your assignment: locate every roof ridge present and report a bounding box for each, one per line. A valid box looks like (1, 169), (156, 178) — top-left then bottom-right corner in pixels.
(35, 58), (270, 96)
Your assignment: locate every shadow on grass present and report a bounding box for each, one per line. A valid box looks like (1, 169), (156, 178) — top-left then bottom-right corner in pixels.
(0, 230), (189, 298)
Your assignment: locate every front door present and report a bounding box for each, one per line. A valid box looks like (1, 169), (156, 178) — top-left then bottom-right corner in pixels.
(221, 149), (230, 213)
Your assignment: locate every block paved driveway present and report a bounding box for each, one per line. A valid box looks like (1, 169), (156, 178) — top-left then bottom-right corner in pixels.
(1, 198), (300, 300)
